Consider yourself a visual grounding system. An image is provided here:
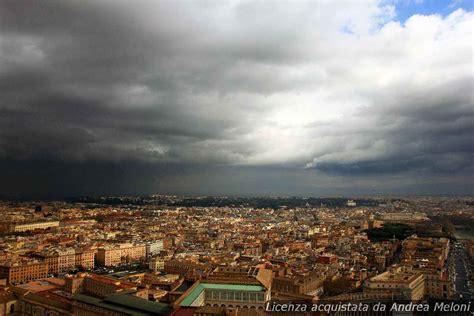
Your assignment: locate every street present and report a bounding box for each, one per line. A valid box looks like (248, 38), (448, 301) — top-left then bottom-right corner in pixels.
(447, 241), (472, 300)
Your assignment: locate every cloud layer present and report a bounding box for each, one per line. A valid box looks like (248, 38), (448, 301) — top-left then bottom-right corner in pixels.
(0, 0), (472, 196)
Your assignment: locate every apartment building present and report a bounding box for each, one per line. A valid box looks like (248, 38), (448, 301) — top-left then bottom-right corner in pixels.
(57, 248), (75, 274)
(34, 248), (75, 275)
(146, 240), (164, 257)
(149, 256), (165, 272)
(96, 243), (146, 267)
(0, 260), (49, 284)
(74, 249), (95, 270)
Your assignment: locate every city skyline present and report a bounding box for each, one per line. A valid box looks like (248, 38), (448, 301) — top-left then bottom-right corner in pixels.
(1, 0), (473, 198)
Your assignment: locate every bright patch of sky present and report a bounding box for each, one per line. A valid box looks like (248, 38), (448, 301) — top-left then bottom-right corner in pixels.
(389, 0), (473, 23)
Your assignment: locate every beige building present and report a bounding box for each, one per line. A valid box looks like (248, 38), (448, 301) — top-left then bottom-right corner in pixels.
(34, 248), (76, 275)
(364, 266), (425, 300)
(381, 213), (427, 222)
(97, 247), (121, 267)
(149, 256), (165, 272)
(57, 248), (75, 274)
(12, 221), (60, 233)
(96, 243), (146, 267)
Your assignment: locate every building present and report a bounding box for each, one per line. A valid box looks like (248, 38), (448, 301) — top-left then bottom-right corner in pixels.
(233, 243), (262, 257)
(317, 254), (338, 265)
(0, 286), (18, 315)
(96, 247), (121, 267)
(11, 279), (72, 316)
(174, 282), (269, 310)
(380, 213), (427, 222)
(40, 254), (59, 276)
(11, 221), (60, 233)
(364, 266), (425, 300)
(64, 273), (138, 297)
(400, 235), (454, 299)
(57, 248), (76, 274)
(62, 272), (171, 315)
(272, 272), (323, 295)
(72, 291), (170, 315)
(422, 271), (454, 299)
(146, 240), (164, 257)
(164, 259), (211, 281)
(402, 235), (450, 270)
(0, 261), (49, 285)
(74, 249), (95, 270)
(34, 248), (76, 275)
(174, 264), (272, 311)
(149, 256), (165, 272)
(143, 273), (183, 291)
(96, 243), (146, 267)
(34, 247), (94, 276)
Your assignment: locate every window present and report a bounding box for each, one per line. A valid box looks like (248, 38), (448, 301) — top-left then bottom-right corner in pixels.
(222, 291), (228, 300)
(249, 293), (256, 301)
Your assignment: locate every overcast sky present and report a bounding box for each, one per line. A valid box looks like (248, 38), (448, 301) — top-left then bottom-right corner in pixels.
(0, 0), (473, 198)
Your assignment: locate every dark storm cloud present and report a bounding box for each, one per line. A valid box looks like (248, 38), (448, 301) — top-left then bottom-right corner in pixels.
(306, 77), (474, 176)
(0, 0), (274, 165)
(0, 0), (472, 197)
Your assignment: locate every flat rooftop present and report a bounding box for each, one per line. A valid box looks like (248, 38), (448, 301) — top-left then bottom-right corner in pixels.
(180, 282), (265, 306)
(370, 271), (420, 283)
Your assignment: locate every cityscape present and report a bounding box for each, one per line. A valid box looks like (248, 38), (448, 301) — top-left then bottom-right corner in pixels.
(1, 0), (473, 315)
(0, 196), (472, 315)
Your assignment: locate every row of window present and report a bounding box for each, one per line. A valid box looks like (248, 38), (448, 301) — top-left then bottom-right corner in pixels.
(206, 290), (265, 302)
